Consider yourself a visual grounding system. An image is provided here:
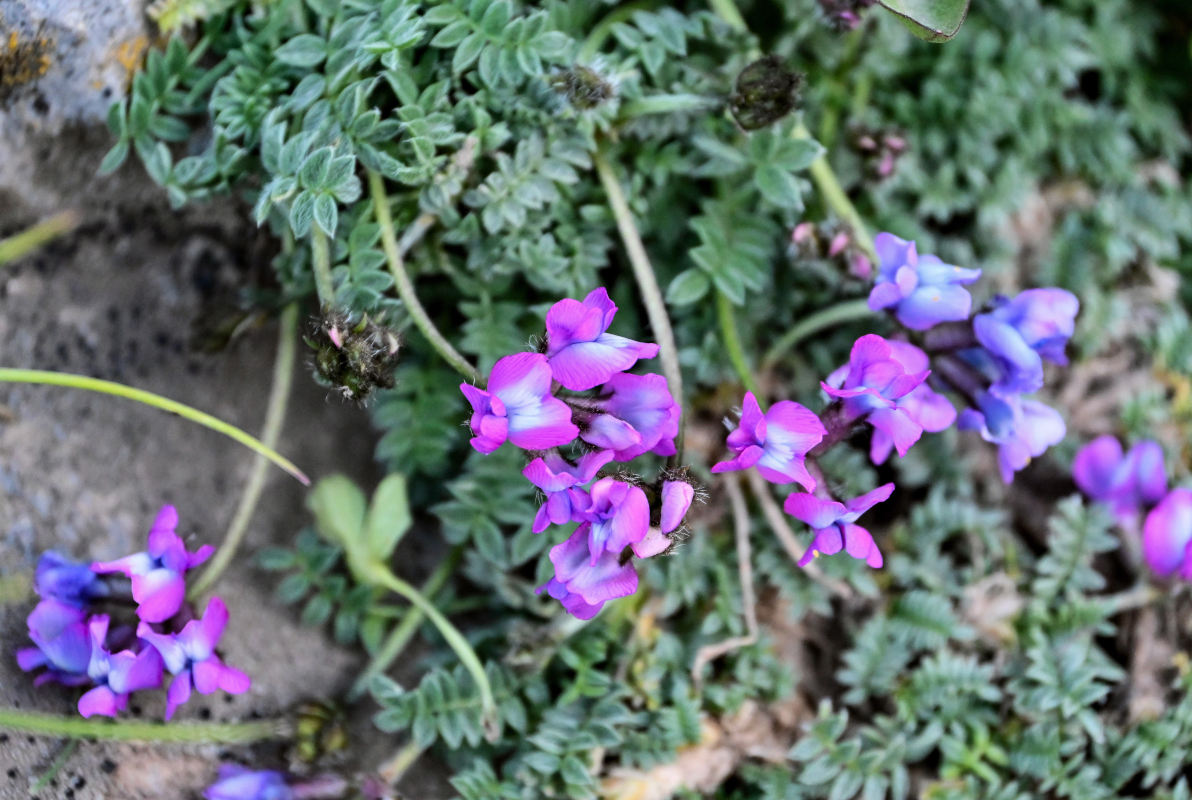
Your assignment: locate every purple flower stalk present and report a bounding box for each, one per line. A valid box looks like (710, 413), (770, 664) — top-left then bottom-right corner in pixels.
(863, 341), (956, 465)
(17, 599), (93, 687)
(958, 392), (1065, 483)
(35, 552), (109, 608)
(784, 483), (894, 568)
(91, 505), (214, 623)
(545, 288), (660, 391)
(1143, 489), (1192, 579)
(578, 373), (681, 461)
(77, 615), (164, 718)
(1073, 436), (1166, 522)
(138, 596), (250, 720)
(523, 450), (613, 533)
(204, 766), (293, 800)
(867, 233), (981, 330)
(822, 334), (930, 459)
(972, 288), (1079, 394)
(460, 352), (579, 455)
(543, 526), (640, 619)
(572, 477), (650, 562)
(711, 392), (826, 489)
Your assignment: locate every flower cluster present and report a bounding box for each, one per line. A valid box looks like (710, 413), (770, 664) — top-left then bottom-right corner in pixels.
(1073, 436), (1190, 579)
(461, 288), (696, 619)
(17, 506), (249, 718)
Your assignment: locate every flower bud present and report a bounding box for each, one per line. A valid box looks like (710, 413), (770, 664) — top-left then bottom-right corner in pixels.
(730, 56), (803, 131)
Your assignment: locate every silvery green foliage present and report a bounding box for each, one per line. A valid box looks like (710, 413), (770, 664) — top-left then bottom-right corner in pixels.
(107, 0), (1192, 796)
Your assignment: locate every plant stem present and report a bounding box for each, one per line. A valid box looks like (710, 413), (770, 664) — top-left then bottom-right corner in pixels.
(707, 0), (748, 32)
(310, 228), (336, 310)
(190, 303), (299, 600)
(716, 291), (762, 399)
(577, 0), (657, 61)
(378, 740), (425, 787)
(618, 93), (722, 120)
(761, 297), (873, 370)
(350, 546), (463, 699)
(0, 211), (79, 266)
(367, 170), (480, 384)
(372, 566), (498, 738)
(592, 145), (685, 457)
(0, 573), (32, 606)
(0, 708), (288, 743)
(0, 369), (309, 485)
(796, 121), (876, 261)
(31, 740), (78, 793)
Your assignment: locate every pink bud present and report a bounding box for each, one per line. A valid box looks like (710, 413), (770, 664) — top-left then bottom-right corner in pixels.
(829, 232), (850, 257)
(850, 253), (873, 279)
(792, 221), (815, 245)
(327, 327), (344, 349)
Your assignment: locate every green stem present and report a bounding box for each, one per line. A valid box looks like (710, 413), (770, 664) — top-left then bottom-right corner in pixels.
(31, 741), (78, 793)
(761, 298), (873, 370)
(310, 228), (336, 310)
(189, 304), (299, 600)
(592, 145), (685, 458)
(0, 211), (79, 266)
(796, 121), (876, 261)
(350, 547), (463, 699)
(0, 708), (288, 743)
(0, 572), (32, 606)
(380, 740), (425, 786)
(373, 567), (498, 737)
(707, 0), (748, 31)
(716, 291), (762, 399)
(577, 0), (657, 61)
(0, 369), (309, 485)
(618, 93), (722, 120)
(367, 171), (480, 384)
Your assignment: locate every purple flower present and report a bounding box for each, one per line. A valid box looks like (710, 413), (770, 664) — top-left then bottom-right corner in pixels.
(711, 392), (826, 489)
(523, 450), (613, 533)
(822, 334), (930, 459)
(867, 233), (981, 330)
(572, 477), (650, 563)
(1143, 489), (1192, 579)
(579, 373), (680, 461)
(659, 480), (695, 534)
(77, 615), (164, 718)
(91, 506), (214, 623)
(1074, 436), (1166, 522)
(545, 288), (660, 391)
(35, 551), (109, 608)
(17, 599), (93, 687)
(204, 766), (293, 800)
(972, 288), (1079, 394)
(544, 526), (639, 618)
(138, 596), (251, 720)
(864, 341), (956, 465)
(784, 484), (894, 568)
(536, 577), (607, 621)
(459, 352), (579, 455)
(958, 392), (1065, 483)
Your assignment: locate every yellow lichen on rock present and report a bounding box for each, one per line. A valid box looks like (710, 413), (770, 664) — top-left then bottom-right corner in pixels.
(0, 27), (54, 93)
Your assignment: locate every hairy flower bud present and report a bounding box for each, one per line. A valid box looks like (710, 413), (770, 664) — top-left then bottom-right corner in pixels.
(730, 55), (804, 131)
(551, 65), (615, 109)
(307, 312), (401, 402)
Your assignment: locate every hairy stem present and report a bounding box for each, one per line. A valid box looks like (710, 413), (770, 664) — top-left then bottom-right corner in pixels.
(0, 369), (309, 485)
(190, 303), (299, 600)
(717, 291), (763, 398)
(368, 170), (480, 384)
(310, 228), (336, 310)
(350, 546), (463, 699)
(0, 211), (79, 266)
(577, 0), (658, 61)
(378, 740), (425, 787)
(618, 93), (722, 120)
(592, 145), (685, 458)
(0, 708), (289, 743)
(762, 298), (873, 370)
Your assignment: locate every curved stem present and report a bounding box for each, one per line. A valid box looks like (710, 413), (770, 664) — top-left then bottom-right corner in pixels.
(367, 170), (480, 384)
(618, 93), (722, 120)
(0, 369), (309, 485)
(716, 291), (762, 399)
(0, 211), (79, 266)
(373, 567), (498, 738)
(310, 228), (336, 310)
(761, 298), (873, 370)
(0, 708), (288, 743)
(577, 0), (657, 61)
(189, 303), (299, 600)
(592, 145), (685, 459)
(350, 546), (462, 699)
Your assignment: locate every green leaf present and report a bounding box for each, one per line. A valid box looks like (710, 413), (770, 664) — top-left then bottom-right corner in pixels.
(365, 473), (412, 562)
(289, 191), (316, 237)
(307, 474), (367, 549)
(755, 164), (804, 210)
(666, 268), (710, 306)
(313, 193), (339, 236)
(276, 34), (329, 67)
(878, 0), (970, 42)
(98, 140), (130, 176)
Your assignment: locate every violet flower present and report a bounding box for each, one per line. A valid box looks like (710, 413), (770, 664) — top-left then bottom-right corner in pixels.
(867, 233), (980, 330)
(972, 288), (1079, 394)
(572, 477), (650, 562)
(16, 599), (93, 687)
(1073, 436), (1166, 522)
(1143, 489), (1192, 579)
(204, 766), (293, 800)
(784, 483), (894, 568)
(822, 334), (930, 459)
(460, 352), (579, 454)
(35, 551), (109, 608)
(77, 615), (164, 718)
(91, 505), (214, 623)
(579, 372), (681, 461)
(711, 391), (826, 489)
(544, 526), (639, 619)
(958, 392), (1065, 483)
(138, 596), (251, 720)
(545, 287), (659, 391)
(523, 450), (613, 533)
(864, 340), (956, 465)
(659, 480), (695, 534)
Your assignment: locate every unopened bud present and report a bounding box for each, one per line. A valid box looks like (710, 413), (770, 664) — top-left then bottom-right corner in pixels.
(730, 55), (803, 131)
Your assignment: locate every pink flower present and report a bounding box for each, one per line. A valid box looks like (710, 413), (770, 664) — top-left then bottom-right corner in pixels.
(545, 288), (659, 391)
(711, 392), (826, 489)
(460, 352), (579, 454)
